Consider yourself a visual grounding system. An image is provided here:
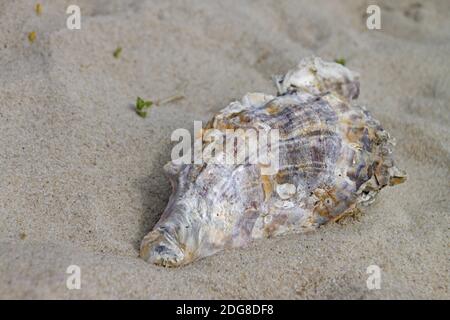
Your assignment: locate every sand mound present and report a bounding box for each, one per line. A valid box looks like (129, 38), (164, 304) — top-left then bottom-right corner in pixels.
(0, 0), (448, 299)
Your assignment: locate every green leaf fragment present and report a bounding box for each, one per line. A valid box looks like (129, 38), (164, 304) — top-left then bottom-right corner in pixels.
(334, 58), (346, 66)
(135, 97), (153, 117)
(113, 47), (122, 59)
(136, 110), (148, 118)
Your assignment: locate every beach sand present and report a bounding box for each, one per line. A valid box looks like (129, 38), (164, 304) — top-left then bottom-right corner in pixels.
(0, 0), (448, 299)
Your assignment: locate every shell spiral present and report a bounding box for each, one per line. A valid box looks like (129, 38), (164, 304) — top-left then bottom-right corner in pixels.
(140, 57), (406, 267)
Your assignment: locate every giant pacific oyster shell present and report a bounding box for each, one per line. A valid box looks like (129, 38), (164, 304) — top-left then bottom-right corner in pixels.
(140, 57), (406, 267)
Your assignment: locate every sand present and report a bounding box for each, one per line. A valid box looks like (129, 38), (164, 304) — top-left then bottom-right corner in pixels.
(0, 0), (449, 299)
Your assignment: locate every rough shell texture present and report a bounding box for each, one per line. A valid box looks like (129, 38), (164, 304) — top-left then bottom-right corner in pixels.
(140, 57), (406, 267)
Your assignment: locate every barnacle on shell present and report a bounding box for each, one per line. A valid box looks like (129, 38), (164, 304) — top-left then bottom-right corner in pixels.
(140, 57), (406, 267)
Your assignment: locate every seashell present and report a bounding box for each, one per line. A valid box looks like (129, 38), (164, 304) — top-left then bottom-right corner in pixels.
(140, 57), (406, 267)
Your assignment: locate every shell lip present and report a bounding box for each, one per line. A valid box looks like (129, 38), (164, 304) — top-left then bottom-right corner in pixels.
(140, 228), (186, 267)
